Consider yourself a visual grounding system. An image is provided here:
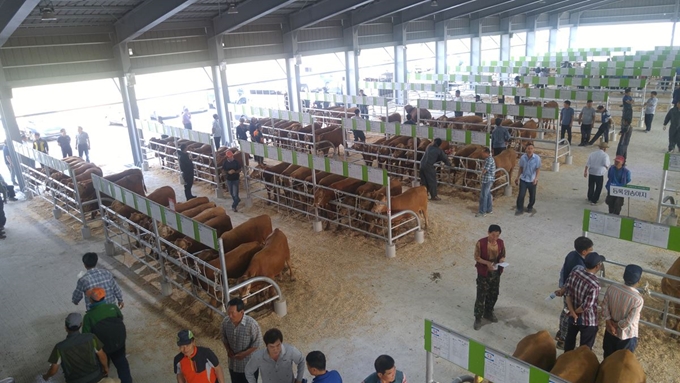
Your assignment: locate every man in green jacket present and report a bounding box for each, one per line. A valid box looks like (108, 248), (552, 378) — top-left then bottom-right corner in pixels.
(663, 100), (680, 153)
(82, 287), (132, 383)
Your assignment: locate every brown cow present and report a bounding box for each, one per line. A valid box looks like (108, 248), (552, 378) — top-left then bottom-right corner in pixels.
(595, 349), (646, 383)
(314, 177), (365, 208)
(493, 148), (518, 183)
(550, 346), (600, 383)
(220, 214), (273, 252)
(192, 206), (228, 223)
(518, 119), (538, 151)
(372, 185), (428, 229)
(543, 100), (559, 130)
(404, 105), (432, 122)
(661, 255), (680, 322)
(316, 127), (344, 156)
(237, 228), (293, 300)
(251, 162), (291, 202)
(203, 214), (233, 237)
(175, 197), (210, 213)
(380, 113), (402, 123)
(512, 330), (556, 372)
(110, 186), (176, 219)
(181, 202), (217, 218)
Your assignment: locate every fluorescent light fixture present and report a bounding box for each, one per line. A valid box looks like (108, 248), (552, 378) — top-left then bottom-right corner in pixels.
(41, 7), (57, 21)
(228, 3), (238, 14)
(431, 0), (438, 6)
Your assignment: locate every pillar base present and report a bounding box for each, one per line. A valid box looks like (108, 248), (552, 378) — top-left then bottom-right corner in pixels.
(215, 188), (225, 199)
(245, 198), (253, 208)
(313, 220), (323, 232)
(53, 207), (62, 219)
(385, 243), (396, 258)
(142, 161), (149, 171)
(81, 226), (91, 240)
(160, 281), (173, 297)
(415, 230), (425, 244)
(552, 161), (560, 172)
(504, 184), (512, 197)
(565, 154), (573, 165)
(538, 131), (545, 140)
(104, 241), (116, 256)
(274, 300), (288, 317)
(25, 190), (33, 200)
(411, 179), (420, 187)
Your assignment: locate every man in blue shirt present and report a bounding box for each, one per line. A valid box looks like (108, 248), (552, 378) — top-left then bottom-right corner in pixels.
(553, 236), (594, 349)
(605, 155), (631, 215)
(306, 351), (342, 383)
(559, 100), (575, 145)
(622, 88), (634, 123)
(491, 118), (510, 156)
(514, 142), (541, 215)
(588, 105), (611, 145)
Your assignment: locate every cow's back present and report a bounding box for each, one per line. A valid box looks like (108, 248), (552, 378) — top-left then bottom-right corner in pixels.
(220, 242), (263, 278)
(661, 255), (680, 300)
(175, 197), (210, 213)
(146, 186), (176, 207)
(595, 350), (645, 383)
(221, 215), (273, 252)
(550, 346), (600, 383)
(512, 330), (556, 372)
(244, 228), (290, 278)
(391, 186), (427, 212)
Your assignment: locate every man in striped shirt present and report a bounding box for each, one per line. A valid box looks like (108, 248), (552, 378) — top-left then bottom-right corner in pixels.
(601, 264), (644, 358)
(564, 252), (604, 352)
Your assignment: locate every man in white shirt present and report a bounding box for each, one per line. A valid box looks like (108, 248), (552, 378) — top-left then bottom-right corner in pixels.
(453, 90), (463, 117)
(643, 91), (658, 132)
(584, 141), (610, 205)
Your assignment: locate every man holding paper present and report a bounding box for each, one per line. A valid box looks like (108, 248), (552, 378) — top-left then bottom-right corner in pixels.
(473, 224), (506, 331)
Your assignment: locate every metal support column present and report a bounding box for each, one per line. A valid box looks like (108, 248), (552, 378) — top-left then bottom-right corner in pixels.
(115, 44), (143, 167)
(344, 26), (360, 96)
(211, 65), (228, 145)
(673, 0), (680, 47)
(394, 45), (408, 105)
(470, 37), (481, 67)
(284, 31), (302, 112)
(208, 35), (232, 145)
(525, 16), (537, 56)
(500, 34), (511, 61)
(435, 22), (448, 75)
(548, 13), (560, 54)
(569, 26), (578, 49)
(0, 68), (25, 191)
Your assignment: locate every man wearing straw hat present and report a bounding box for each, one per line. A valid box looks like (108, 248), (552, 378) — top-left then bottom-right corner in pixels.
(584, 141), (610, 205)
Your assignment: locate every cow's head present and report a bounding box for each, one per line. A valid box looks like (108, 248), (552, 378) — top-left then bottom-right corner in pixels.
(313, 189), (333, 208)
(371, 193), (388, 214)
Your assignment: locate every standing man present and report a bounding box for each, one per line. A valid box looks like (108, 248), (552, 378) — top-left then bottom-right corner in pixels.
(76, 126), (90, 162)
(212, 114), (222, 149)
(359, 89), (369, 119)
(601, 264), (644, 358)
(221, 298), (262, 383)
(222, 151), (242, 213)
(514, 142), (541, 215)
(0, 177), (6, 239)
(403, 113), (416, 125)
(491, 118), (510, 156)
(178, 144), (196, 201)
(605, 155), (631, 215)
(616, 118), (633, 160)
(248, 118), (260, 141)
(236, 118), (249, 143)
(622, 88), (634, 124)
(673, 82), (680, 106)
(554, 236), (594, 349)
(245, 328), (305, 383)
(577, 100), (597, 146)
(663, 100), (680, 153)
(72, 252), (124, 310)
(42, 313), (108, 383)
(473, 224), (506, 330)
(361, 355), (407, 383)
(252, 125), (264, 165)
(588, 105), (611, 145)
(453, 90), (464, 116)
(82, 288), (132, 383)
(564, 253), (605, 351)
(182, 108), (192, 130)
(476, 148), (495, 217)
(306, 351), (342, 383)
(351, 109), (366, 143)
(497, 80), (505, 104)
(419, 138), (451, 201)
(643, 91), (658, 132)
(33, 132), (49, 153)
(57, 129), (73, 158)
(560, 100), (575, 145)
(584, 142), (610, 205)
(3, 139), (18, 185)
(174, 329), (225, 383)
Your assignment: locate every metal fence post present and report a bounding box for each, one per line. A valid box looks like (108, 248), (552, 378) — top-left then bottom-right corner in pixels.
(93, 177), (115, 256)
(218, 238), (230, 311)
(150, 213), (172, 297)
(213, 146), (224, 199)
(70, 165), (91, 239)
(385, 179), (395, 258)
(426, 351), (434, 383)
(242, 148), (253, 208)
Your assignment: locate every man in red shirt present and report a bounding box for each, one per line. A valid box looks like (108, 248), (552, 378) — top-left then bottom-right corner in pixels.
(174, 330), (225, 383)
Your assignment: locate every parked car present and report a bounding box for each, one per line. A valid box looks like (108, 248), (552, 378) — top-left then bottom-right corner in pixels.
(105, 108), (126, 126)
(20, 120), (65, 141)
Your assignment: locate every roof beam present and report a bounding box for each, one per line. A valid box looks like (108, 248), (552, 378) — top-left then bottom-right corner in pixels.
(494, 0), (570, 20)
(548, 0), (623, 15)
(213, 0), (297, 36)
(524, 0), (591, 17)
(397, 0), (477, 26)
(289, 0), (373, 31)
(433, 0), (517, 26)
(114, 0), (198, 44)
(350, 0), (429, 26)
(0, 0), (41, 46)
(469, 0), (546, 21)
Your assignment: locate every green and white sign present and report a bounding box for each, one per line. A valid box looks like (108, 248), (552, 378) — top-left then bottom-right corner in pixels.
(137, 119), (212, 145)
(418, 99), (559, 119)
(91, 174), (220, 249)
(612, 54), (680, 62)
(449, 66), (531, 74)
(554, 67), (673, 77)
(239, 140), (388, 186)
(358, 81), (447, 92)
(585, 60), (680, 69)
(227, 104), (314, 124)
(299, 92), (389, 107)
(583, 209), (680, 252)
(663, 152), (680, 171)
(425, 320), (569, 383)
(341, 118), (489, 145)
(13, 140), (72, 175)
(610, 185), (651, 201)
(538, 47), (630, 55)
(411, 73), (493, 83)
(474, 86), (609, 102)
(519, 76), (645, 88)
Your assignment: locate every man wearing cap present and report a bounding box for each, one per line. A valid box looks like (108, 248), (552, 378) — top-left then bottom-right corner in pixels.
(174, 329), (225, 383)
(490, 118), (510, 156)
(588, 105), (611, 145)
(73, 252), (124, 310)
(605, 155), (631, 215)
(584, 141), (610, 205)
(221, 151), (242, 212)
(42, 313), (109, 383)
(221, 298), (262, 383)
(563, 252), (604, 351)
(82, 288), (132, 383)
(601, 264), (644, 358)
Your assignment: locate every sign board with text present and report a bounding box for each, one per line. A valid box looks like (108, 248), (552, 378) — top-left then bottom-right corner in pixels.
(610, 185), (651, 201)
(341, 118), (488, 145)
(583, 209), (680, 252)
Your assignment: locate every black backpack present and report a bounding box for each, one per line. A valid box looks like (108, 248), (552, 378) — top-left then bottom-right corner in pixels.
(92, 316), (127, 354)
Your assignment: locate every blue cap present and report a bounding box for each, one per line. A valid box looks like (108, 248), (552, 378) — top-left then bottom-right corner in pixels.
(584, 252), (605, 269)
(623, 264), (642, 285)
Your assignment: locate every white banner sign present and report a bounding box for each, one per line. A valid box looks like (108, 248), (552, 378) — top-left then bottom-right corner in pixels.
(610, 185), (651, 201)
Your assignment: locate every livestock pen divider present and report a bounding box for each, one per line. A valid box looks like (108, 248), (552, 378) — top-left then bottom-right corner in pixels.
(12, 140), (93, 239)
(91, 174), (287, 317)
(424, 319), (569, 383)
(136, 119), (224, 199)
(582, 209), (680, 335)
(657, 153), (680, 225)
(239, 139), (425, 258)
